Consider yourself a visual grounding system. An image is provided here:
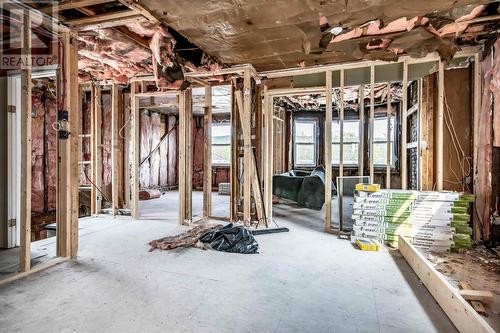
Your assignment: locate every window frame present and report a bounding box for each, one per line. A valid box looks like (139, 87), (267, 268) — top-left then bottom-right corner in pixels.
(293, 119), (318, 168)
(331, 119), (360, 166)
(372, 115), (397, 168)
(211, 122), (231, 166)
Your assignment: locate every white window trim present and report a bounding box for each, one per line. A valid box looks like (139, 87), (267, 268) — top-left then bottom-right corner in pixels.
(332, 119), (360, 166)
(294, 120), (317, 167)
(211, 123), (231, 166)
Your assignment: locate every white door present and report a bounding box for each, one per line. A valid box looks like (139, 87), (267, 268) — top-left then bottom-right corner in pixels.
(7, 75), (21, 248)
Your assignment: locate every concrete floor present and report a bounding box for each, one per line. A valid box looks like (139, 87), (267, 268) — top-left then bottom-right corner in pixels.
(0, 192), (457, 333)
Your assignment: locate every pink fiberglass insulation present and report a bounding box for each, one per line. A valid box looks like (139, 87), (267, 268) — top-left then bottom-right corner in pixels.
(140, 111), (152, 188)
(150, 112), (161, 186)
(101, 92), (112, 186)
(80, 93), (92, 186)
(167, 115), (178, 187)
(45, 96), (57, 212)
(31, 89), (46, 213)
(192, 117), (204, 188)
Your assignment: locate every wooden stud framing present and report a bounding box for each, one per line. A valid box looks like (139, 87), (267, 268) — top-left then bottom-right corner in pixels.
(399, 236), (495, 333)
(436, 60), (445, 191)
(40, 0), (114, 13)
(178, 89), (193, 225)
(263, 86), (274, 224)
(123, 90), (131, 209)
(90, 85), (97, 214)
(203, 86), (212, 218)
(358, 85), (365, 176)
(230, 84), (239, 222)
(65, 10), (140, 27)
(324, 70), (333, 231)
(401, 61), (408, 189)
(339, 69), (345, 178)
(131, 82), (140, 219)
(386, 83), (391, 189)
(472, 54), (481, 242)
(369, 65), (375, 183)
(111, 83), (119, 216)
(93, 85), (102, 214)
(242, 69), (252, 224)
(235, 91), (265, 224)
(19, 12), (32, 272)
(68, 32), (80, 258)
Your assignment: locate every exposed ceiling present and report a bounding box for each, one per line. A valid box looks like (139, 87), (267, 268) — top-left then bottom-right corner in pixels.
(140, 0), (499, 71)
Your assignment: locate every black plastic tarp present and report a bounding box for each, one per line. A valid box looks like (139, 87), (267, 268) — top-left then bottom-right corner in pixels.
(200, 223), (259, 254)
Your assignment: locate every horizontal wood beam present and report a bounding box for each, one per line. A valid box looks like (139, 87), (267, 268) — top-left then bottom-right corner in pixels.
(40, 0), (115, 13)
(117, 0), (159, 23)
(65, 10), (140, 27)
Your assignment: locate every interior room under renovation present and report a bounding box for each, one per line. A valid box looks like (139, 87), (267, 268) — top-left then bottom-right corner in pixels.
(1, 1), (500, 332)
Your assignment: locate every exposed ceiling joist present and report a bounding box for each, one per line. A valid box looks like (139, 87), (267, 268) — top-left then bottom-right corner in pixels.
(114, 26), (150, 48)
(117, 0), (159, 23)
(65, 10), (138, 26)
(39, 0), (115, 13)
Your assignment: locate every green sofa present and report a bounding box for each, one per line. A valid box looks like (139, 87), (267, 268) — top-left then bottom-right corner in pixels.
(272, 166), (336, 210)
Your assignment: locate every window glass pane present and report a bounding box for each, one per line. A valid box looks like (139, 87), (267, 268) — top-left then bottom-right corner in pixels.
(212, 124), (231, 164)
(373, 142), (394, 165)
(374, 118), (394, 141)
(332, 120), (359, 143)
(295, 122), (315, 143)
(332, 143), (359, 164)
(295, 144), (315, 165)
(212, 124), (231, 144)
(343, 143), (359, 164)
(212, 145), (231, 165)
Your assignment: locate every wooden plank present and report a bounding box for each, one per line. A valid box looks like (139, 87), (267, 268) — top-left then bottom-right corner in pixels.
(369, 65), (375, 183)
(90, 86), (96, 214)
(242, 69), (252, 225)
(19, 13), (32, 272)
(339, 69), (344, 178)
(401, 61), (408, 189)
(324, 70), (333, 231)
(386, 82), (391, 189)
(459, 290), (493, 303)
(436, 60), (445, 191)
(72, 14), (144, 32)
(358, 85), (364, 176)
(178, 91), (187, 224)
(186, 89), (193, 224)
(123, 91), (131, 209)
(264, 86), (274, 224)
(459, 281), (488, 315)
(235, 91), (265, 224)
(230, 83), (239, 221)
(0, 257), (69, 287)
(93, 85), (102, 214)
(40, 0), (114, 13)
(117, 0), (159, 23)
(66, 10), (139, 26)
(68, 32), (80, 258)
(111, 83), (119, 216)
(203, 86), (212, 218)
(130, 82), (140, 219)
(472, 54), (481, 242)
(398, 236), (495, 333)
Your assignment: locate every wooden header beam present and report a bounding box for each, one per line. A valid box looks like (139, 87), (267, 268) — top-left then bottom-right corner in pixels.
(40, 0), (115, 13)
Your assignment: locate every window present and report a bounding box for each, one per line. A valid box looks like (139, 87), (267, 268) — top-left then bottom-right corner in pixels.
(373, 117), (395, 166)
(332, 120), (360, 165)
(294, 121), (316, 166)
(212, 124), (231, 165)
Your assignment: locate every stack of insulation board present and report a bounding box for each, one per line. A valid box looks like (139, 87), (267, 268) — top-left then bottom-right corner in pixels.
(351, 190), (474, 252)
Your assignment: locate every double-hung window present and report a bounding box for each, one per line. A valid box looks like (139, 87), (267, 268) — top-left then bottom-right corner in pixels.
(332, 120), (360, 165)
(211, 124), (231, 165)
(294, 120), (316, 167)
(373, 117), (395, 166)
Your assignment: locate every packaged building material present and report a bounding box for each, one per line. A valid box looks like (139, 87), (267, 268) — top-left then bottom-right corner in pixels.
(352, 189), (474, 252)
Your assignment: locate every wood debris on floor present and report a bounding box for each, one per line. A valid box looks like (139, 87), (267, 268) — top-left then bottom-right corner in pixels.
(148, 224), (222, 251)
(426, 246), (500, 328)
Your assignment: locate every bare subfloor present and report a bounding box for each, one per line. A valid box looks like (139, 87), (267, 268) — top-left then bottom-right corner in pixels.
(0, 192), (457, 333)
